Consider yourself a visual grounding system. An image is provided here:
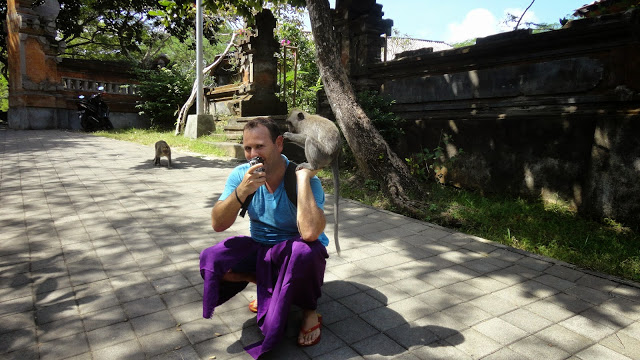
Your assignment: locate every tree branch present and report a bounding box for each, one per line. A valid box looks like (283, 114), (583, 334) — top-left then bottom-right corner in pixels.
(515, 0), (535, 30)
(174, 32), (238, 135)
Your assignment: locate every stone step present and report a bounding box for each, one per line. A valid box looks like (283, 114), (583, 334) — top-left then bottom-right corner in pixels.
(202, 141), (244, 159)
(222, 114), (289, 142)
(223, 124), (245, 131)
(225, 133), (243, 141)
(227, 114), (287, 125)
(205, 141), (305, 162)
(207, 84), (243, 96)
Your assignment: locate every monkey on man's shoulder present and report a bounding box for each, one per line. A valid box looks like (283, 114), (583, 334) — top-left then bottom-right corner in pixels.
(283, 110), (341, 171)
(283, 109), (342, 255)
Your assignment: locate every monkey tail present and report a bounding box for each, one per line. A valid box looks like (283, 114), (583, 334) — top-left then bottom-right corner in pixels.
(332, 160), (341, 256)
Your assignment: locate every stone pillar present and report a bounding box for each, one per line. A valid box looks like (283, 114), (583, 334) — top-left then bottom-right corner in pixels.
(317, 0), (392, 118)
(333, 0), (393, 78)
(184, 114), (215, 139)
(7, 0), (65, 129)
(235, 9), (287, 116)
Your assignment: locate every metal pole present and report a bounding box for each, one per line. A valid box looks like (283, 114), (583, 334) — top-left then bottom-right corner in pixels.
(196, 0), (204, 115)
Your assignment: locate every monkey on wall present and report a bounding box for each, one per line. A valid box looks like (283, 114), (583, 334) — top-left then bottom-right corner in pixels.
(284, 110), (342, 255)
(154, 140), (172, 168)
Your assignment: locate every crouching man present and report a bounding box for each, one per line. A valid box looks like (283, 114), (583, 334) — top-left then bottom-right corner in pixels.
(199, 117), (329, 359)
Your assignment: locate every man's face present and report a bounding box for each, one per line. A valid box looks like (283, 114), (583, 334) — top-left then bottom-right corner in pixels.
(243, 125), (283, 173)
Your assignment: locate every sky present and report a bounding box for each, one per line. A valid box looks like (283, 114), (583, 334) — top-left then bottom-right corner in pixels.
(327, 0), (593, 44)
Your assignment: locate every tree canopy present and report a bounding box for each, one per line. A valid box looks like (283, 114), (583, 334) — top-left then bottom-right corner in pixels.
(0, 0), (229, 72)
(52, 0), (227, 65)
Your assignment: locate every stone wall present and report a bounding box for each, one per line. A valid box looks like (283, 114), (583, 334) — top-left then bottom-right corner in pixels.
(334, 3), (640, 227)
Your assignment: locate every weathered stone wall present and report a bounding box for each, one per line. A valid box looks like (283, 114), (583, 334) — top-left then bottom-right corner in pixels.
(338, 5), (640, 227)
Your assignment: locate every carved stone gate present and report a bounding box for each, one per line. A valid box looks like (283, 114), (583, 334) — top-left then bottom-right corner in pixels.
(6, 0), (146, 129)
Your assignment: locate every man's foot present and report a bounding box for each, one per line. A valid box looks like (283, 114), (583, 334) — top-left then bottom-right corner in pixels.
(297, 311), (322, 347)
(248, 299), (258, 313)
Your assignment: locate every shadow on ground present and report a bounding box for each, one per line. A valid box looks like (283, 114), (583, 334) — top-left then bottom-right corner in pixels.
(225, 280), (463, 359)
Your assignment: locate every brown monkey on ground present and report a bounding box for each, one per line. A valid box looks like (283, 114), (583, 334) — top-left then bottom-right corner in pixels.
(154, 140), (172, 168)
(284, 110), (342, 255)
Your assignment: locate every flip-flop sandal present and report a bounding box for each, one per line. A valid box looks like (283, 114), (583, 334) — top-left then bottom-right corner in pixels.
(248, 299), (258, 313)
(297, 314), (322, 347)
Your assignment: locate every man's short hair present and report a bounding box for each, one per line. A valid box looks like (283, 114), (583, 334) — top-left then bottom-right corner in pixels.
(244, 117), (281, 143)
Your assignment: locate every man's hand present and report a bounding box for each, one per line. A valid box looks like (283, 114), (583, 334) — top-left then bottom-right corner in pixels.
(211, 162), (266, 232)
(236, 163), (266, 201)
(295, 167), (320, 180)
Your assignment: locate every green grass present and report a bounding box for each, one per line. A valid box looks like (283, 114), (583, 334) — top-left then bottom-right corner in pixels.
(95, 128), (640, 283)
(329, 173), (640, 282)
(427, 185), (639, 281)
(94, 128), (229, 158)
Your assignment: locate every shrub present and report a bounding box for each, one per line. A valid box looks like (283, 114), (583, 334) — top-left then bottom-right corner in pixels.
(338, 90), (408, 171)
(135, 65), (192, 130)
(356, 90), (406, 148)
(0, 72), (8, 113)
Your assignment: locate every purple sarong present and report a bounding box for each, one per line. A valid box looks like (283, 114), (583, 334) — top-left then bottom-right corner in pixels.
(199, 235), (328, 359)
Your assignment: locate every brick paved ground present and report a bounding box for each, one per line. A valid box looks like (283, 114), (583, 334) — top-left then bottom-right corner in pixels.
(1, 129), (639, 360)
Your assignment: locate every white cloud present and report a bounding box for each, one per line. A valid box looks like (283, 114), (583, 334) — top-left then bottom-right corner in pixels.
(445, 8), (500, 44)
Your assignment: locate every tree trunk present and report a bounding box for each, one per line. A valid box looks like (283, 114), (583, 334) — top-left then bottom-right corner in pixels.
(305, 0), (424, 214)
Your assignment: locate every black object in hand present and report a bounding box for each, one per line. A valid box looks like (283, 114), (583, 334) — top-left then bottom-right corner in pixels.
(249, 156), (264, 173)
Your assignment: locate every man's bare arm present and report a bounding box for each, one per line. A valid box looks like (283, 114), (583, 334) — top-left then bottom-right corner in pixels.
(211, 198), (241, 232)
(295, 169), (326, 241)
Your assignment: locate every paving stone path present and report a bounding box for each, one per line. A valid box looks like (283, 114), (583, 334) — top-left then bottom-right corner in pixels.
(1, 129), (640, 360)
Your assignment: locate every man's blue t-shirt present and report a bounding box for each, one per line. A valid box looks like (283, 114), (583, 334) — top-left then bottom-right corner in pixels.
(219, 155), (329, 247)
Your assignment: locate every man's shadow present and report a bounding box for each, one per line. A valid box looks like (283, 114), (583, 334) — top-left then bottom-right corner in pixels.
(230, 280), (464, 359)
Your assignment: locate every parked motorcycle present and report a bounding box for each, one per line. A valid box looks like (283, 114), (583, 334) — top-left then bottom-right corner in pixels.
(78, 86), (113, 131)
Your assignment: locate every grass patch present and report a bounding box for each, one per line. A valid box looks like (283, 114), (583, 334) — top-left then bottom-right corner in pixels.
(328, 174), (640, 282)
(94, 128), (229, 158)
(94, 128), (640, 282)
(428, 185), (640, 281)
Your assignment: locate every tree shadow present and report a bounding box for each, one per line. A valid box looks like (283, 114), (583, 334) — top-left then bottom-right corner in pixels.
(129, 153), (242, 172)
(4, 129), (639, 359)
(228, 280), (463, 359)
(0, 245), (100, 358)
